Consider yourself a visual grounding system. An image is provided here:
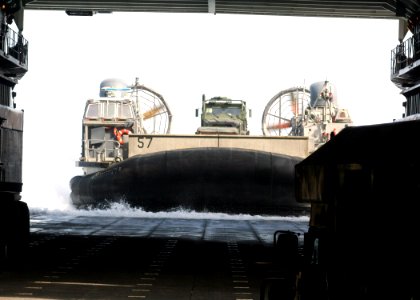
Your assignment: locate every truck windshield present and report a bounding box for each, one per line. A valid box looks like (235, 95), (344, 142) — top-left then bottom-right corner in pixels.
(206, 106), (241, 116)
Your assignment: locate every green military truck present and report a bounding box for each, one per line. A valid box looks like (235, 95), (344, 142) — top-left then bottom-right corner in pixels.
(196, 95), (250, 135)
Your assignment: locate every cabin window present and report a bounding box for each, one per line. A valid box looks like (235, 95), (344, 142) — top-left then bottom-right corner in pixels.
(85, 103), (100, 119)
(85, 101), (134, 120)
(104, 102), (117, 119)
(119, 103), (134, 119)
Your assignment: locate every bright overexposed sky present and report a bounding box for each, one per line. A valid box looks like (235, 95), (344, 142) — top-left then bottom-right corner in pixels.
(14, 10), (405, 210)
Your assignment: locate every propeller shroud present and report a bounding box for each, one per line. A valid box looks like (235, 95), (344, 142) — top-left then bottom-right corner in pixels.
(262, 87), (310, 136)
(130, 83), (173, 134)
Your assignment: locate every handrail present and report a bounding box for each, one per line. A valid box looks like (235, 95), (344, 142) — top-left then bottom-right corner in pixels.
(391, 31), (420, 75)
(0, 23), (28, 66)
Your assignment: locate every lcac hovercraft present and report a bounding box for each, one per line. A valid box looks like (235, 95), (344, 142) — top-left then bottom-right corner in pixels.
(70, 78), (310, 216)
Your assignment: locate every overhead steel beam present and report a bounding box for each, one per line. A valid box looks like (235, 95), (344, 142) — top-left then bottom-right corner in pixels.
(20, 0), (420, 20)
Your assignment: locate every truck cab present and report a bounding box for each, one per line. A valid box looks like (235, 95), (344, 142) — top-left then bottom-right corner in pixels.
(196, 95), (250, 135)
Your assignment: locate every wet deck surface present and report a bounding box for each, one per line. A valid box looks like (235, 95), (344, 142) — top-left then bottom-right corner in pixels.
(1, 211), (309, 299)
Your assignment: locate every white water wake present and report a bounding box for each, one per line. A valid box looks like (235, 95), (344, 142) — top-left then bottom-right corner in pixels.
(29, 200), (309, 222)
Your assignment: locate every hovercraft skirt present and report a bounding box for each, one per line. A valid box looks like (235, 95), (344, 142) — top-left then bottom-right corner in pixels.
(70, 148), (308, 215)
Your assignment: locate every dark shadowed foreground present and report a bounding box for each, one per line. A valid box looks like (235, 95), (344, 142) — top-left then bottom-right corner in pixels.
(0, 210), (308, 299)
